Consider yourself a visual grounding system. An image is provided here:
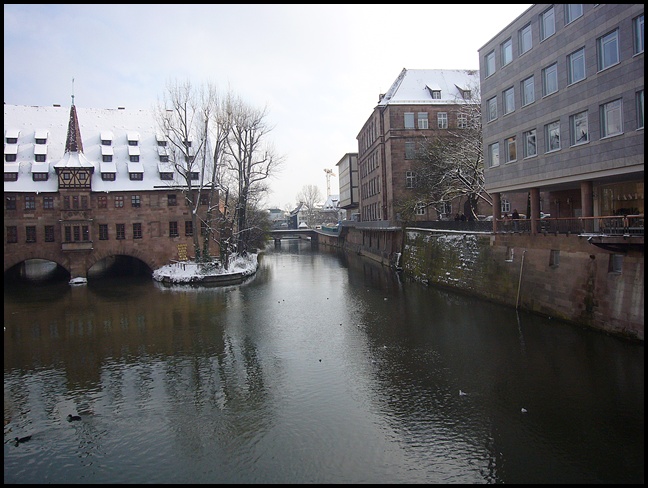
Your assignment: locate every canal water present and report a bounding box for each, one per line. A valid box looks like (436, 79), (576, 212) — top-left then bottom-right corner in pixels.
(3, 240), (644, 483)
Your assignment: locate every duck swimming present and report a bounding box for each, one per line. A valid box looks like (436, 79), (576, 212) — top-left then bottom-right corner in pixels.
(67, 414), (82, 422)
(14, 435), (31, 445)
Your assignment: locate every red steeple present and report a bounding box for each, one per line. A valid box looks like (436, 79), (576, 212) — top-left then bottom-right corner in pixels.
(65, 103), (84, 153)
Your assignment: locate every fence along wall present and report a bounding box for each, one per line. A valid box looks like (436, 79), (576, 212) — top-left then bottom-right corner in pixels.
(401, 229), (643, 342)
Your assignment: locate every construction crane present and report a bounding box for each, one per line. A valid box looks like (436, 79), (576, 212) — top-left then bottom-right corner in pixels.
(324, 168), (336, 197)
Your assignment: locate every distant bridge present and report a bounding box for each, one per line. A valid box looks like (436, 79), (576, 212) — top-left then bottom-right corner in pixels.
(268, 228), (319, 243)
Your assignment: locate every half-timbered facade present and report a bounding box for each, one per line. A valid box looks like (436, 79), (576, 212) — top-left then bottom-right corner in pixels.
(4, 103), (220, 279)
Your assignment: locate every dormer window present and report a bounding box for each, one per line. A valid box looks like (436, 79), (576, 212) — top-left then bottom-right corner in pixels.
(34, 144), (47, 162)
(156, 134), (167, 147)
(101, 130), (113, 146)
(4, 144), (18, 162)
(127, 131), (140, 146)
(34, 129), (49, 145)
(462, 90), (471, 99)
(128, 146), (140, 162)
(5, 129), (20, 144)
(431, 91), (441, 99)
(183, 139), (192, 148)
(101, 145), (114, 162)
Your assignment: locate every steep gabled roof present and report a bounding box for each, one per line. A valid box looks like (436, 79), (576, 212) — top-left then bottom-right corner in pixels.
(377, 68), (479, 106)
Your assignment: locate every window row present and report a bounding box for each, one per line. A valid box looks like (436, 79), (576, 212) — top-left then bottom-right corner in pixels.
(485, 7), (643, 78)
(5, 220), (205, 244)
(486, 27), (641, 123)
(5, 192), (213, 211)
(403, 111), (471, 130)
(487, 92), (644, 167)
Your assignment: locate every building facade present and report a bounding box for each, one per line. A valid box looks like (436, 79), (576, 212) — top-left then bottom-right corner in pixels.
(4, 103), (220, 278)
(336, 152), (359, 220)
(356, 68), (483, 225)
(479, 4), (644, 233)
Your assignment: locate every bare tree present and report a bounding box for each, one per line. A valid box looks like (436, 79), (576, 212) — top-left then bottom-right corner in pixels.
(223, 93), (283, 253)
(296, 184), (323, 226)
(156, 79), (220, 262)
(395, 85), (492, 222)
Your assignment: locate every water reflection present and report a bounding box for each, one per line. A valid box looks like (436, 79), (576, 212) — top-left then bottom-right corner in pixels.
(4, 242), (644, 484)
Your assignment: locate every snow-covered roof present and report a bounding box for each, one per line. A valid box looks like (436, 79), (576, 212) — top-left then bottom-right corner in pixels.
(378, 68), (479, 106)
(4, 104), (187, 193)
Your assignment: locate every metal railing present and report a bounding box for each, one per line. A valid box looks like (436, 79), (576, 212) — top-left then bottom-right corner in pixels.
(496, 215), (644, 236)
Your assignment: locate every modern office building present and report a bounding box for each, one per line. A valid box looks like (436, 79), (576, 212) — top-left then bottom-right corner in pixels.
(479, 4), (644, 233)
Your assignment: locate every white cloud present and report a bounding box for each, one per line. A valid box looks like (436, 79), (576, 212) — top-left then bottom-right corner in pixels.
(4, 4), (531, 209)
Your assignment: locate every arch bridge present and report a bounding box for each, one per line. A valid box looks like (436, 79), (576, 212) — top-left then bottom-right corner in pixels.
(268, 228), (319, 244)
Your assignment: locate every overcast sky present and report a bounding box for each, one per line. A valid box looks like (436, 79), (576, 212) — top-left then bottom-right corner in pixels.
(4, 4), (531, 210)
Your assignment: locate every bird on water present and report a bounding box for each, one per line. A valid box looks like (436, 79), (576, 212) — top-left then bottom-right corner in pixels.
(14, 435), (31, 446)
(67, 414), (82, 422)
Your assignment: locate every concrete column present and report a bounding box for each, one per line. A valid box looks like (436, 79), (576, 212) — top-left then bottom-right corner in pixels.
(581, 181), (593, 218)
(492, 192), (501, 233)
(530, 188), (540, 234)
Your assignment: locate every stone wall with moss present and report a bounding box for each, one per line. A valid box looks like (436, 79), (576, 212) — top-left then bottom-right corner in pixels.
(402, 229), (644, 342)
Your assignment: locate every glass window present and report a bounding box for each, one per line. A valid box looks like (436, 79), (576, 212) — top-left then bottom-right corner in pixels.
(99, 224), (108, 240)
(415, 204), (426, 216)
(637, 90), (644, 130)
(487, 97), (497, 122)
(570, 111), (589, 145)
(437, 113), (448, 129)
(98, 195), (107, 208)
(600, 99), (623, 137)
(133, 223), (143, 239)
(568, 48), (586, 84)
(540, 6), (555, 41)
(501, 38), (513, 66)
(598, 30), (619, 71)
(522, 76), (535, 106)
(131, 195), (141, 207)
(114, 195), (124, 208)
(519, 23), (532, 54)
(546, 121), (561, 152)
(503, 87), (515, 114)
(404, 112), (415, 129)
(169, 221), (179, 237)
(116, 224), (125, 240)
(129, 155), (140, 163)
(26, 226), (36, 243)
(634, 14), (644, 55)
(44, 225), (55, 242)
(25, 196), (36, 210)
(542, 63), (558, 96)
(505, 136), (517, 163)
(501, 199), (511, 214)
(406, 171), (417, 189)
(185, 221), (193, 236)
(417, 112), (428, 129)
(43, 196), (54, 209)
(457, 113), (468, 129)
(488, 142), (500, 168)
(405, 141), (416, 160)
(485, 51), (496, 77)
(523, 129), (537, 158)
(6, 195), (17, 210)
(167, 194), (177, 206)
(7, 226), (18, 243)
(565, 4), (583, 24)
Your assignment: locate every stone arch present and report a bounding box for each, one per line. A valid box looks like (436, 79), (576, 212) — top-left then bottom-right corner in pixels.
(86, 248), (158, 274)
(3, 250), (72, 276)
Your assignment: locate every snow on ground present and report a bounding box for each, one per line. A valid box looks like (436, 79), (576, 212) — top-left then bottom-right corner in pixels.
(152, 253), (258, 283)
